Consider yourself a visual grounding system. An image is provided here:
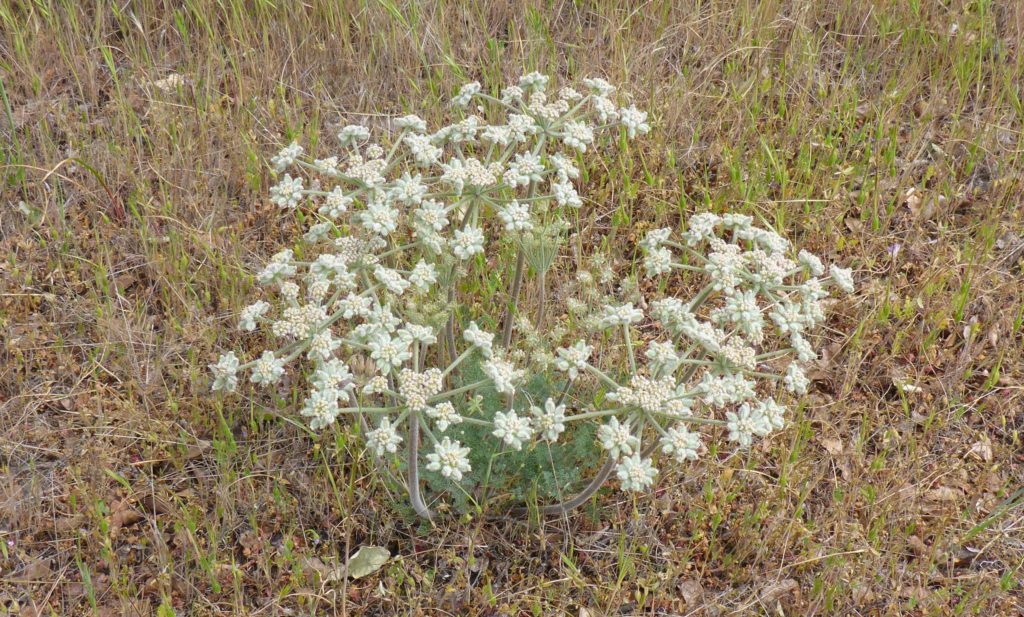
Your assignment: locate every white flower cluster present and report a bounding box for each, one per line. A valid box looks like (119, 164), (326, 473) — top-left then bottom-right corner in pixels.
(210, 73), (853, 516)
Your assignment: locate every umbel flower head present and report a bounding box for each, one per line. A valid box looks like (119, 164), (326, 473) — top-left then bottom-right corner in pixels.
(210, 72), (854, 518)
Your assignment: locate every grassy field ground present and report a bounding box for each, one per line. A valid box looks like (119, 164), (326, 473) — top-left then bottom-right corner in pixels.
(2, 1), (1024, 615)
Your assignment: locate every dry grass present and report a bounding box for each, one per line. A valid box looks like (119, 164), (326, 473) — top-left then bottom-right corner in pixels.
(2, 1), (1024, 615)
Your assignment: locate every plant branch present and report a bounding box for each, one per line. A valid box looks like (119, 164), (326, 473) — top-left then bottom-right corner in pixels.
(407, 413), (433, 521)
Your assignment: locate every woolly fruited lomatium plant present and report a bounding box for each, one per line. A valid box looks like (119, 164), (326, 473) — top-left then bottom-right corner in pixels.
(210, 73), (854, 519)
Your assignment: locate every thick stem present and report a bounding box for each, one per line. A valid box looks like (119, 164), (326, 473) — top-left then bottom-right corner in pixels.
(563, 408), (623, 422)
(585, 363), (621, 390)
(500, 247), (527, 347)
(427, 378), (491, 404)
(686, 283), (715, 312)
(444, 198), (476, 363)
(554, 378), (573, 407)
(535, 271), (547, 331)
(445, 309), (458, 366)
(499, 179), (538, 348)
(407, 414), (433, 520)
(529, 457), (616, 516)
(441, 346), (475, 379)
(623, 324), (637, 374)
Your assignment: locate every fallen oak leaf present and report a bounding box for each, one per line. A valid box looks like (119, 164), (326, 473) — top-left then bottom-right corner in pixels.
(926, 486), (961, 502)
(968, 438), (993, 462)
(346, 545), (391, 580)
(819, 437), (843, 456)
(759, 578), (799, 604)
(301, 556), (339, 583)
(109, 500), (144, 535)
(677, 579), (704, 606)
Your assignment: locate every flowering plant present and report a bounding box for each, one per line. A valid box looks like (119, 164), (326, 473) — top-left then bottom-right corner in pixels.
(210, 73), (853, 519)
